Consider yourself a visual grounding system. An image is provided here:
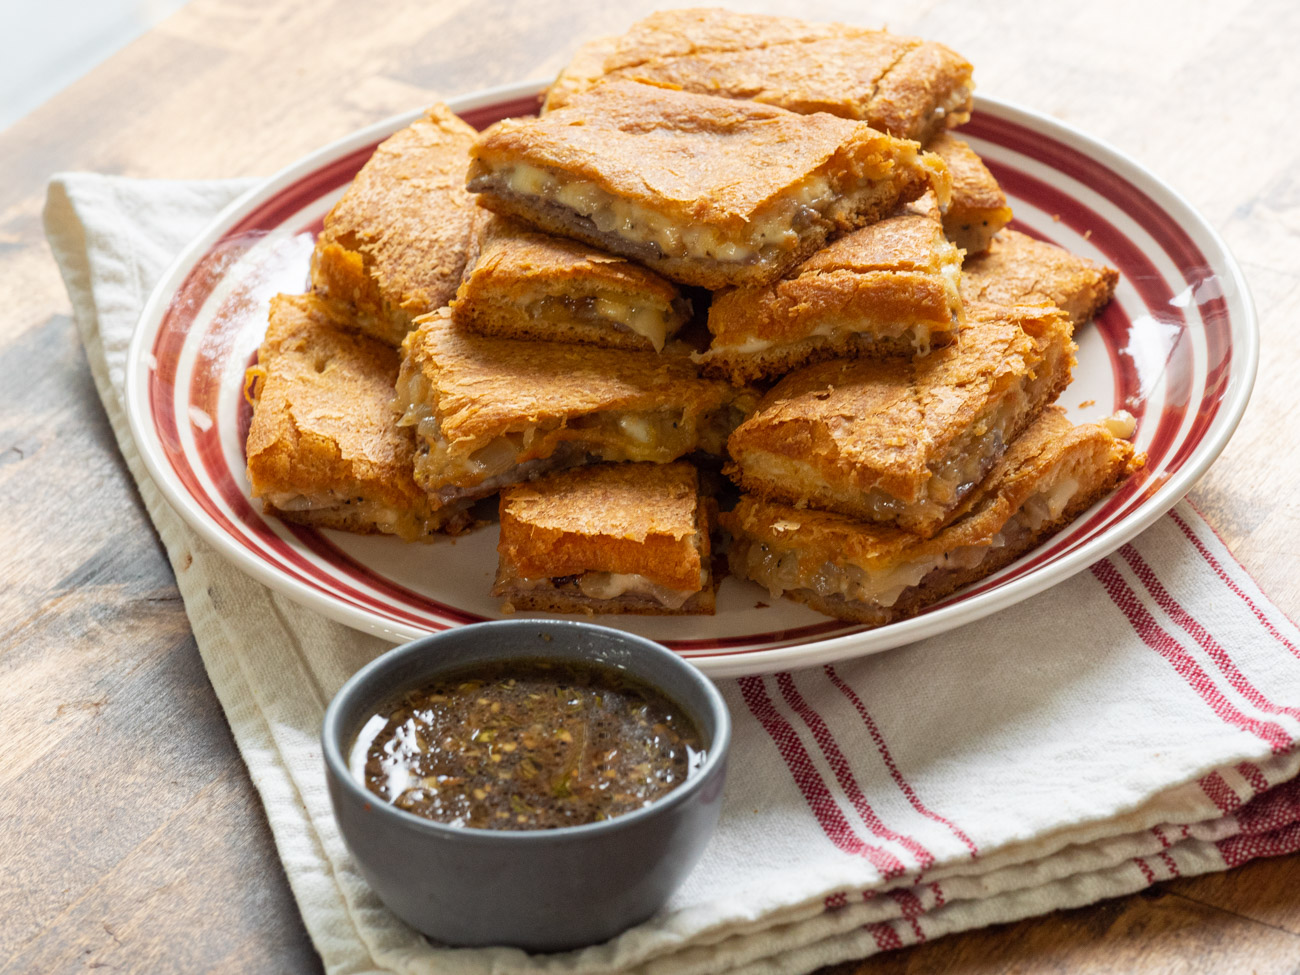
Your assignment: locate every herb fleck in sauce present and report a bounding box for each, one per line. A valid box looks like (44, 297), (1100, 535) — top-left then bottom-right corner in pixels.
(354, 659), (706, 830)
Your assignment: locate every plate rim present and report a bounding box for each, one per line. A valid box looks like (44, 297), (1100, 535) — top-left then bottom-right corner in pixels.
(124, 82), (1259, 677)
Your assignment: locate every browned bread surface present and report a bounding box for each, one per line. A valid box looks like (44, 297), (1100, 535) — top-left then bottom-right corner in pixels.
(725, 302), (1076, 534)
(310, 103), (484, 346)
(401, 309), (754, 453)
(925, 132), (1014, 254)
(698, 198), (963, 382)
(469, 81), (948, 289)
(543, 8), (973, 141)
(497, 461), (707, 591)
(244, 293), (461, 538)
(961, 229), (1119, 326)
(723, 408), (1144, 625)
(450, 215), (687, 350)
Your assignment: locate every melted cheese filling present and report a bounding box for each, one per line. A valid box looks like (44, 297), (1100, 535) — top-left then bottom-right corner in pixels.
(495, 162), (837, 264)
(714, 320), (938, 356)
(734, 475), (1083, 610)
(526, 293), (674, 351)
(263, 491), (433, 539)
(508, 570), (704, 611)
(396, 368), (744, 496)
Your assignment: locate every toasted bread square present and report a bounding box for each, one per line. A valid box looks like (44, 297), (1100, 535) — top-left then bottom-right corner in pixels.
(450, 215), (690, 351)
(543, 9), (973, 142)
(724, 408), (1143, 625)
(244, 294), (468, 539)
(494, 461), (715, 615)
(468, 81), (948, 290)
(961, 230), (1119, 326)
(309, 104), (485, 346)
(696, 196), (964, 383)
(396, 309), (758, 508)
(926, 132), (1013, 254)
(725, 302), (1076, 537)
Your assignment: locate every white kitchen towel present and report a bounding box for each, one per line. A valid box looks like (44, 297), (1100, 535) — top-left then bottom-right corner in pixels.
(45, 172), (1300, 975)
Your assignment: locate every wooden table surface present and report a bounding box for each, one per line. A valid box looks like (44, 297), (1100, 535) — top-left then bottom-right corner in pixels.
(4, 0), (1299, 971)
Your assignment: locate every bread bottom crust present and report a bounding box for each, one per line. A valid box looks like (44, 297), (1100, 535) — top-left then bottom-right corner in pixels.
(498, 586), (716, 616)
(752, 467), (1127, 626)
(264, 498), (475, 540)
(943, 208), (1011, 256)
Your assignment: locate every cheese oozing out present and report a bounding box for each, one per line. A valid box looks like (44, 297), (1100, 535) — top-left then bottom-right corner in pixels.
(488, 162), (839, 265)
(733, 470), (1084, 611)
(395, 368), (745, 503)
(524, 292), (676, 351)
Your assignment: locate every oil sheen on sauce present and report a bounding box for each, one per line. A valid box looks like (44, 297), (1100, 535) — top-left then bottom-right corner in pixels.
(350, 658), (706, 830)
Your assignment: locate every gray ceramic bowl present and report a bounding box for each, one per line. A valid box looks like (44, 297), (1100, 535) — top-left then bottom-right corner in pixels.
(321, 619), (731, 952)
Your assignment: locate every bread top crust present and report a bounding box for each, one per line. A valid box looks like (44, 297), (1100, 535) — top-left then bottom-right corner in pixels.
(310, 104), (483, 335)
(456, 215), (682, 304)
(498, 461), (706, 590)
(726, 303), (1075, 500)
(402, 309), (753, 452)
(542, 8), (973, 140)
(704, 200), (962, 348)
(245, 293), (425, 509)
(723, 408), (1141, 570)
(961, 230), (1119, 326)
(925, 132), (1011, 213)
(471, 81), (941, 232)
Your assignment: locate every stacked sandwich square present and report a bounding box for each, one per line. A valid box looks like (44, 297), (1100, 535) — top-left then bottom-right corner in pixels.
(243, 8), (1143, 625)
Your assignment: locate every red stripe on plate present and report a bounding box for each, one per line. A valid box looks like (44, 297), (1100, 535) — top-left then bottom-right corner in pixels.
(141, 99), (1242, 663)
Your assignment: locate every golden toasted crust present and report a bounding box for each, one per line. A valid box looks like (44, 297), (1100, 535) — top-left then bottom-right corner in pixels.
(401, 309), (753, 453)
(925, 132), (1013, 255)
(469, 81), (948, 289)
(725, 302), (1076, 534)
(309, 104), (484, 346)
(450, 215), (688, 351)
(697, 201), (964, 383)
(723, 408), (1144, 625)
(543, 9), (973, 141)
(244, 294), (462, 539)
(497, 462), (706, 591)
(961, 230), (1119, 326)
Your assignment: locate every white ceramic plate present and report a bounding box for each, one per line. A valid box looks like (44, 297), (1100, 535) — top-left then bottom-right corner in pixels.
(125, 81), (1257, 677)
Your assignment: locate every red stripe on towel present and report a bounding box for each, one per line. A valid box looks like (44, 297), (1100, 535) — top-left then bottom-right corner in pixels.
(1158, 851), (1181, 877)
(738, 677), (908, 878)
(1236, 778), (1300, 835)
(1199, 771), (1243, 815)
(1217, 821), (1300, 868)
(1121, 545), (1300, 725)
(776, 673), (935, 870)
(1090, 561), (1293, 752)
(930, 882), (946, 908)
(887, 889), (927, 942)
(1238, 762), (1270, 796)
(824, 665), (980, 858)
(865, 922), (903, 951)
(1169, 509), (1300, 662)
(1134, 858), (1157, 884)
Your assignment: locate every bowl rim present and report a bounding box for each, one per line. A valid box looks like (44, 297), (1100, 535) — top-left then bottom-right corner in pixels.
(321, 619), (732, 843)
